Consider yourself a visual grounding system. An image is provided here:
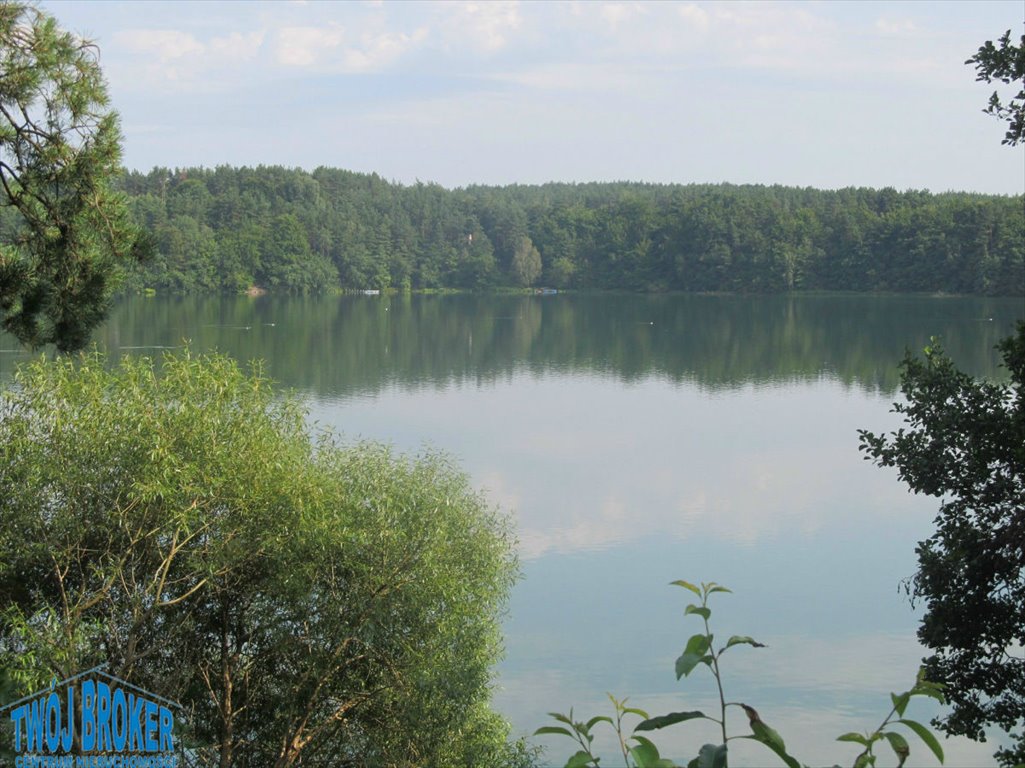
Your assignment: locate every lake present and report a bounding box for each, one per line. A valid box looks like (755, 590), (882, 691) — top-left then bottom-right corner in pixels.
(1, 292), (1021, 767)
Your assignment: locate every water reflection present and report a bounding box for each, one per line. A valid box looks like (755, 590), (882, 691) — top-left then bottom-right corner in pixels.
(1, 293), (1020, 766)
(311, 375), (945, 558)
(311, 365), (1009, 764)
(504, 534), (1010, 767)
(3, 293), (1015, 393)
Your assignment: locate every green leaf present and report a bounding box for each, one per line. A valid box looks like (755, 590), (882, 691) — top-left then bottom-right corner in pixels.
(751, 718), (787, 753)
(636, 710), (708, 731)
(534, 725), (574, 738)
(853, 753), (876, 768)
(706, 584), (732, 595)
(909, 672), (946, 704)
(909, 685), (946, 705)
(548, 711), (575, 726)
(737, 735), (802, 768)
(890, 691), (910, 717)
(897, 719), (944, 764)
(586, 715), (614, 731)
(740, 711), (801, 768)
(882, 731), (911, 767)
(914, 687), (946, 704)
(676, 634), (712, 679)
(695, 743), (728, 768)
(684, 634), (711, 654)
(565, 750), (595, 768)
(672, 580), (702, 597)
(623, 706), (651, 719)
(629, 735), (661, 768)
(685, 604), (711, 620)
(914, 668), (942, 689)
(724, 635), (766, 650)
(837, 732), (870, 746)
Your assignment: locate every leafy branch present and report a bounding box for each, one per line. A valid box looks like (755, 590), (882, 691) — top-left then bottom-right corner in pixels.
(536, 580), (947, 768)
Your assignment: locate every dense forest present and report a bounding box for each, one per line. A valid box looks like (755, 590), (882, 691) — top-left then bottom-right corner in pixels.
(113, 166), (1023, 295)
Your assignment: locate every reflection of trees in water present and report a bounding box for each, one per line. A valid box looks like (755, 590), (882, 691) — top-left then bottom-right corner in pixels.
(71, 294), (1025, 397)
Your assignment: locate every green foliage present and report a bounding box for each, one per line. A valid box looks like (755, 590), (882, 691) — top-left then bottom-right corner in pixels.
(118, 166), (1025, 297)
(966, 29), (1025, 146)
(511, 235), (543, 287)
(536, 581), (947, 768)
(859, 324), (1025, 767)
(0, 349), (528, 767)
(0, 2), (146, 351)
(261, 212), (338, 291)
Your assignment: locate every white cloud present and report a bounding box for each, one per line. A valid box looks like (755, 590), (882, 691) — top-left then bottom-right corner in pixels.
(489, 61), (636, 94)
(438, 1), (522, 54)
(709, 3), (837, 70)
(209, 31), (265, 62)
(112, 27), (267, 89)
(599, 2), (646, 29)
(271, 19), (429, 73)
(275, 24), (346, 67)
(342, 27), (429, 72)
(117, 27), (263, 65)
(875, 17), (920, 38)
(117, 29), (204, 62)
(678, 3), (710, 33)
(81, 0), (1021, 193)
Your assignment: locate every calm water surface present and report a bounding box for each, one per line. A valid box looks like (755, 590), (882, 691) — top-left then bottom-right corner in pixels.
(2, 293), (1021, 766)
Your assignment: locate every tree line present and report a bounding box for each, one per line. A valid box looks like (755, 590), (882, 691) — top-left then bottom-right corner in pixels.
(115, 166), (1024, 296)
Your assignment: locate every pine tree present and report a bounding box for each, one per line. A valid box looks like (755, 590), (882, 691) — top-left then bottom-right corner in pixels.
(0, 2), (145, 351)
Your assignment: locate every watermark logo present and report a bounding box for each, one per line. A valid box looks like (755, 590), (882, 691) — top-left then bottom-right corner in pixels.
(1, 665), (179, 767)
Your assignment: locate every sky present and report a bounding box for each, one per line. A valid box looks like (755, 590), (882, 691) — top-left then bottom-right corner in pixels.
(42, 0), (1025, 194)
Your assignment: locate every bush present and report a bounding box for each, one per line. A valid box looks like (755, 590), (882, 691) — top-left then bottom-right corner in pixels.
(0, 349), (529, 767)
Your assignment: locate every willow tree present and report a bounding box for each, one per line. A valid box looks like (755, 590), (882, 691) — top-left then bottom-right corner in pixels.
(0, 350), (532, 767)
(511, 236), (542, 288)
(0, 2), (144, 351)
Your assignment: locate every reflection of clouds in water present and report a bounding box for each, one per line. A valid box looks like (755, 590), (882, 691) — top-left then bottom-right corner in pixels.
(476, 469), (521, 516)
(434, 375), (942, 559)
(498, 632), (1008, 767)
(319, 368), (1002, 764)
(727, 632), (921, 694)
(672, 450), (832, 546)
(518, 496), (638, 558)
(510, 431), (931, 559)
